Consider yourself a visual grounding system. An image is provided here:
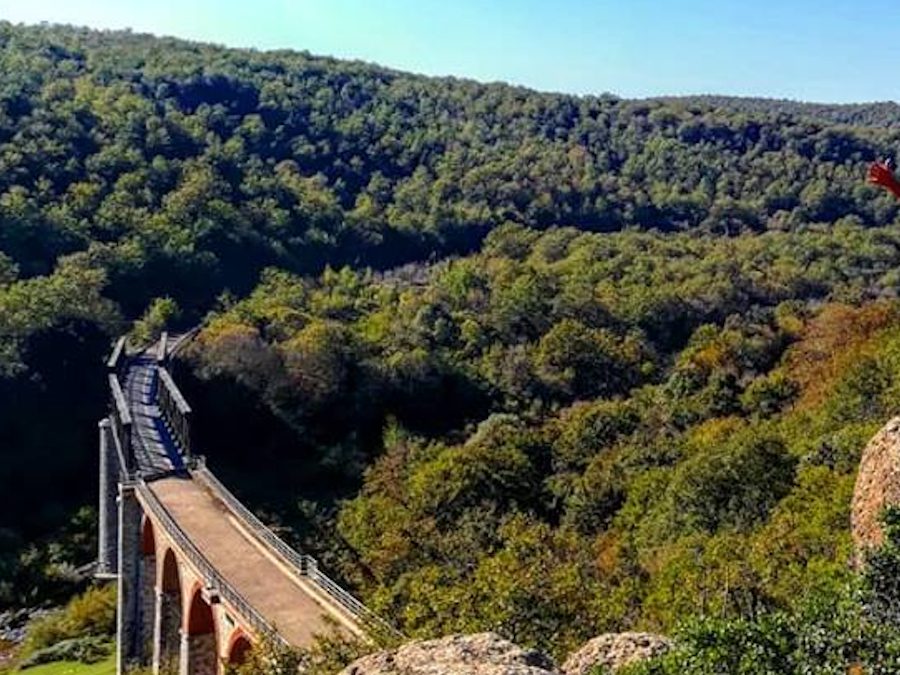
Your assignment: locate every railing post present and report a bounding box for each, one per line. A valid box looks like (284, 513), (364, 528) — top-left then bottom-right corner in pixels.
(157, 332), (168, 367)
(156, 368), (191, 459)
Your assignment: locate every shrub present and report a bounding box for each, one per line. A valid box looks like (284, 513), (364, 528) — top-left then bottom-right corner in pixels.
(18, 585), (116, 661)
(17, 636), (111, 668)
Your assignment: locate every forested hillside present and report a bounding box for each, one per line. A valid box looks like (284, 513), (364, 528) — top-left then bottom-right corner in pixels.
(189, 224), (900, 658)
(659, 96), (900, 129)
(3, 23), (900, 659)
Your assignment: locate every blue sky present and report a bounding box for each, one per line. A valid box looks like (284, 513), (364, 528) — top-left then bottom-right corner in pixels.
(0, 0), (897, 103)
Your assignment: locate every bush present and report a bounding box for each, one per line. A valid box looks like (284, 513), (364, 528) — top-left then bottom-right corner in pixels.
(17, 636), (111, 668)
(19, 585), (116, 661)
(130, 297), (181, 346)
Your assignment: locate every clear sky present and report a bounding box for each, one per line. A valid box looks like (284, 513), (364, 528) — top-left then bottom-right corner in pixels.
(0, 0), (897, 103)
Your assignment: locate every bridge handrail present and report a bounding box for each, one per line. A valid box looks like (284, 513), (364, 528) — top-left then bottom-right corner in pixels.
(108, 374), (133, 473)
(135, 479), (287, 644)
(303, 560), (392, 632)
(192, 464), (310, 573)
(157, 367), (191, 456)
(168, 328), (200, 357)
(158, 368), (191, 415)
(106, 336), (127, 373)
(191, 464), (399, 636)
(108, 374), (132, 426)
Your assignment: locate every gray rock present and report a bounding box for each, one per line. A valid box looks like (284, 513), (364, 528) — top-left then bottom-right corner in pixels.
(340, 633), (560, 675)
(0, 607), (54, 644)
(562, 633), (671, 675)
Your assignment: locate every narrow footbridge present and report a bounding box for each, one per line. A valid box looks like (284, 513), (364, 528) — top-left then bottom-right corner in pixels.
(97, 334), (390, 675)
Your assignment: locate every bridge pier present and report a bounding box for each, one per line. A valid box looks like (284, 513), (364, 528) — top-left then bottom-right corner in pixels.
(117, 483), (143, 675)
(141, 553), (157, 660)
(156, 549), (184, 674)
(184, 632), (217, 675)
(152, 588), (164, 674)
(184, 587), (218, 675)
(97, 419), (118, 578)
(179, 631), (189, 675)
(153, 587), (184, 674)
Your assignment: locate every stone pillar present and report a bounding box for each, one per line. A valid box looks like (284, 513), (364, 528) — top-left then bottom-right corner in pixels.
(116, 483), (143, 675)
(179, 630), (190, 675)
(141, 553), (157, 661)
(187, 633), (218, 675)
(152, 588), (165, 675)
(97, 418), (119, 578)
(156, 589), (182, 674)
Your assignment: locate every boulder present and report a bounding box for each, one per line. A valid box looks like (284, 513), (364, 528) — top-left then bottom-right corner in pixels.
(340, 633), (559, 675)
(562, 633), (671, 674)
(851, 416), (900, 555)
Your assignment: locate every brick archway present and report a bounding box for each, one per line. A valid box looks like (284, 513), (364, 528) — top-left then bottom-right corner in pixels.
(226, 631), (252, 667)
(185, 584), (218, 675)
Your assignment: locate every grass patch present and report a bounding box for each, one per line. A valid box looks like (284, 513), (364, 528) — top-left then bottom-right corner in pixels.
(11, 654), (114, 675)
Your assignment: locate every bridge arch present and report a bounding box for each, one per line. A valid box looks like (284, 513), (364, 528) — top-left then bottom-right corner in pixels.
(141, 516), (156, 555)
(226, 630), (252, 667)
(156, 548), (183, 673)
(186, 584), (218, 675)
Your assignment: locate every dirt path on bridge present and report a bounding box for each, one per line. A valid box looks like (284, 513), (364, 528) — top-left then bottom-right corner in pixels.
(149, 476), (344, 647)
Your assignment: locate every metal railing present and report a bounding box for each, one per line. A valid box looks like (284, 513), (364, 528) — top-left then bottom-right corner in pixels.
(193, 463), (308, 570)
(192, 463), (400, 637)
(107, 336), (127, 379)
(135, 479), (287, 644)
(168, 328), (200, 356)
(110, 329), (399, 641)
(108, 373), (133, 474)
(157, 367), (191, 457)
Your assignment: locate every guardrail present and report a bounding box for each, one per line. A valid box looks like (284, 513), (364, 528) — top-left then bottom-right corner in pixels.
(108, 374), (133, 474)
(135, 479), (287, 644)
(168, 328), (200, 356)
(157, 368), (191, 457)
(303, 560), (398, 636)
(107, 336), (127, 379)
(192, 462), (308, 570)
(191, 463), (400, 637)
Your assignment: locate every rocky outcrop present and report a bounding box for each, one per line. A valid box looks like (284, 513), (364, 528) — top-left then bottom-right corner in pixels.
(851, 417), (900, 554)
(561, 633), (671, 675)
(340, 633), (559, 675)
(0, 608), (53, 645)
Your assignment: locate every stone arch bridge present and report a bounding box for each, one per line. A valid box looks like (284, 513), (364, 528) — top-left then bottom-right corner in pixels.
(97, 333), (391, 674)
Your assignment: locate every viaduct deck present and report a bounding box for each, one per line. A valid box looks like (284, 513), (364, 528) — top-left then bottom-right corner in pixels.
(148, 476), (348, 646)
(102, 334), (381, 674)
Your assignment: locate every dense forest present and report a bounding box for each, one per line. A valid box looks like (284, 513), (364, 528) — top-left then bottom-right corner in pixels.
(189, 225), (900, 658)
(4, 20), (900, 670)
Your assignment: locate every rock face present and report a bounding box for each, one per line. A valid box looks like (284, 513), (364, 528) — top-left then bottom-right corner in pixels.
(851, 416), (900, 554)
(561, 633), (671, 675)
(340, 633), (559, 675)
